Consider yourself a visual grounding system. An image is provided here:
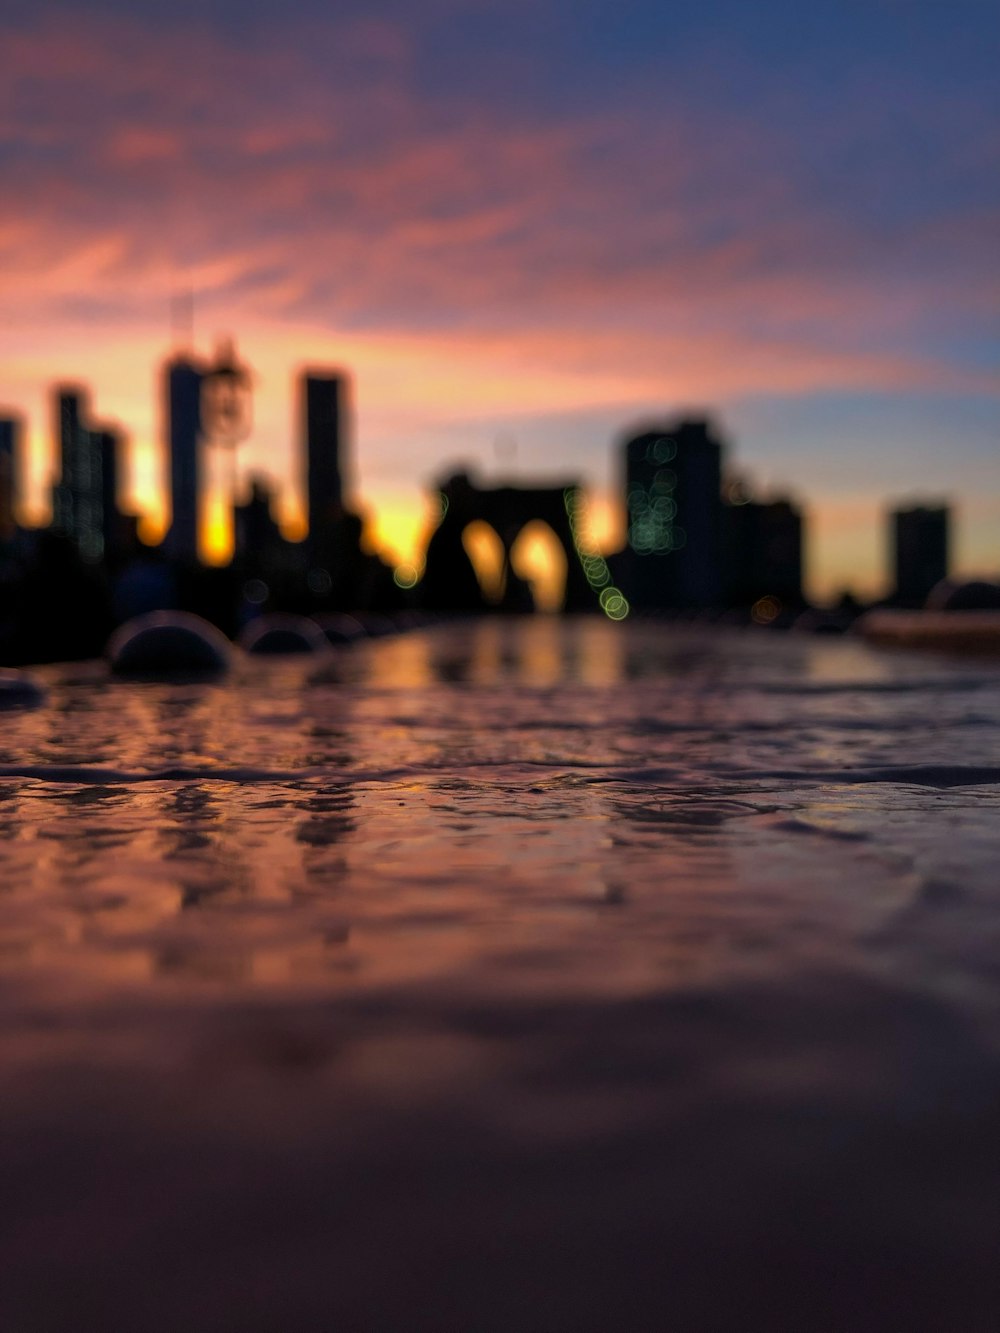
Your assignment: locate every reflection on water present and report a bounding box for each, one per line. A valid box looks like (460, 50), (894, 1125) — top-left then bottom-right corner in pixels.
(1, 616), (998, 993)
(2, 620), (1000, 1331)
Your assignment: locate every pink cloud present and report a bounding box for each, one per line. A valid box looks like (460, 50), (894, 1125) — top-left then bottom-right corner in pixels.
(1, 9), (992, 370)
(107, 128), (185, 166)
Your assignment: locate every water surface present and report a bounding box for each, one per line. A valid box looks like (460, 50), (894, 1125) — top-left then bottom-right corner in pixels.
(2, 620), (999, 1331)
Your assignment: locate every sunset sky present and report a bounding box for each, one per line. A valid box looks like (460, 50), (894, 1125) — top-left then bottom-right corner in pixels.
(1, 0), (997, 600)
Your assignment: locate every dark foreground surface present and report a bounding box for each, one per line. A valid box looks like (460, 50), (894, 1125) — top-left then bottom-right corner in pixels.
(2, 619), (999, 1330)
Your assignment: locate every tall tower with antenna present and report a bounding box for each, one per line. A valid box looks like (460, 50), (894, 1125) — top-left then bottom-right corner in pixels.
(162, 309), (252, 565)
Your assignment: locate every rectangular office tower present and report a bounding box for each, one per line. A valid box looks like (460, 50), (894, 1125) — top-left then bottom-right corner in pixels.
(52, 387), (119, 562)
(93, 427), (123, 562)
(622, 418), (725, 609)
(52, 388), (84, 539)
(892, 503), (949, 607)
(303, 371), (348, 566)
(164, 357), (204, 565)
(0, 416), (20, 542)
(724, 497), (805, 608)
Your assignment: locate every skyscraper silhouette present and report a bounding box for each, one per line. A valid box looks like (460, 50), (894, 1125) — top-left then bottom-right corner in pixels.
(891, 503), (949, 606)
(52, 388), (83, 540)
(303, 371), (347, 569)
(93, 426), (124, 564)
(0, 415), (20, 543)
(164, 357), (204, 565)
(51, 387), (120, 562)
(724, 492), (805, 608)
(621, 418), (725, 609)
(233, 475), (284, 573)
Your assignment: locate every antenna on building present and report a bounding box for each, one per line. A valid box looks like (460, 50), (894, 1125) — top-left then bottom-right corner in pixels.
(170, 290), (195, 351)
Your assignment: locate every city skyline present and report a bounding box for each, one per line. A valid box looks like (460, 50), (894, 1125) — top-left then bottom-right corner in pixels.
(1, 0), (998, 600)
(0, 347), (985, 605)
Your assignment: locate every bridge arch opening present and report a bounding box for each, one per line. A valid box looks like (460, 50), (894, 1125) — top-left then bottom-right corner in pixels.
(510, 520), (568, 613)
(461, 521), (506, 605)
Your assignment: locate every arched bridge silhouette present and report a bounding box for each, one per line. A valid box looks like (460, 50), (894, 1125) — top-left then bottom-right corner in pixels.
(421, 472), (599, 613)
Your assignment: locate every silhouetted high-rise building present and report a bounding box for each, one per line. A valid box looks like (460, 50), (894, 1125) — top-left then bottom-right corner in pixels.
(164, 357), (204, 565)
(303, 371), (347, 567)
(51, 387), (121, 562)
(93, 426), (124, 564)
(163, 341), (253, 567)
(892, 503), (949, 606)
(52, 388), (84, 537)
(724, 491), (805, 608)
(234, 475), (285, 571)
(0, 415), (20, 542)
(621, 418), (725, 609)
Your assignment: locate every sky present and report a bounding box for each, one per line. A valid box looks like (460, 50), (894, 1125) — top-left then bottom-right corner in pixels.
(0, 0), (997, 600)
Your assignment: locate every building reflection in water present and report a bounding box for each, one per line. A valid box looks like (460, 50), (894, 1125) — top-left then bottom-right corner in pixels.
(295, 785), (356, 883)
(424, 617), (628, 689)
